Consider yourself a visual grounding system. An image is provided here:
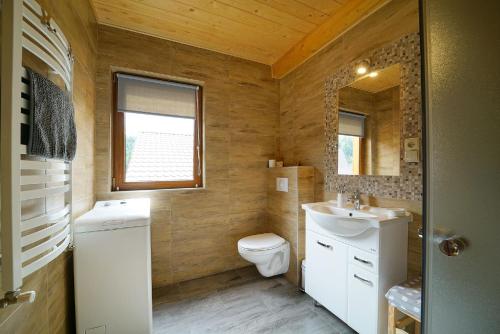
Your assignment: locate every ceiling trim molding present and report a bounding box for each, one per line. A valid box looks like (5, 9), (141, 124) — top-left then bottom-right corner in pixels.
(271, 0), (392, 79)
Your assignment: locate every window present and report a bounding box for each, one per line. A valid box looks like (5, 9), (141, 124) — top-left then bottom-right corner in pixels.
(338, 135), (361, 175)
(112, 73), (202, 190)
(338, 111), (365, 175)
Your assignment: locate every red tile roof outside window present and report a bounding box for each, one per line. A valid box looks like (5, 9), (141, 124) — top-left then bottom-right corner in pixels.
(124, 112), (195, 182)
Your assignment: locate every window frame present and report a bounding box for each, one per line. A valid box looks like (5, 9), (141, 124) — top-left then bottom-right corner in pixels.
(112, 72), (203, 191)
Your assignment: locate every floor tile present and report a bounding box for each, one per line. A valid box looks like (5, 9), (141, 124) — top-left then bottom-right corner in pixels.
(153, 269), (354, 334)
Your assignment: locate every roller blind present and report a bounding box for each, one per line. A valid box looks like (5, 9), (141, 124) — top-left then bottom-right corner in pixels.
(339, 111), (365, 137)
(117, 73), (198, 118)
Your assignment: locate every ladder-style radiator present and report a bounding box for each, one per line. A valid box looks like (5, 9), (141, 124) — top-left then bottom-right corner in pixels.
(1, 0), (74, 306)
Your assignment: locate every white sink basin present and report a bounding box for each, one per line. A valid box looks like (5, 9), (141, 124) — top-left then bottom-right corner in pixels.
(302, 202), (409, 238)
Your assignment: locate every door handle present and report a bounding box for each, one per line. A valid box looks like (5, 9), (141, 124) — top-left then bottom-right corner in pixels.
(439, 237), (466, 257)
(316, 241), (332, 250)
(433, 228), (468, 257)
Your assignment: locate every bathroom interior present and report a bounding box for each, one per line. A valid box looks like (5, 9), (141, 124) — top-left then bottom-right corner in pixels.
(1, 0), (498, 333)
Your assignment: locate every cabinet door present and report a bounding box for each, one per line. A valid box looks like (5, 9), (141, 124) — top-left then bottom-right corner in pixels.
(347, 264), (379, 334)
(306, 231), (348, 321)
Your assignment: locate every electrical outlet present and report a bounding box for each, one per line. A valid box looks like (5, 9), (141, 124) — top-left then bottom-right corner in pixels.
(404, 137), (420, 163)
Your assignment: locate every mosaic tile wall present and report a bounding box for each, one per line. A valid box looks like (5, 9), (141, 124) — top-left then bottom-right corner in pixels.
(324, 33), (422, 201)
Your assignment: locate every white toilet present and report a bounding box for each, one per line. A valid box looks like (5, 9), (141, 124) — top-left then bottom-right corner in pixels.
(238, 233), (290, 277)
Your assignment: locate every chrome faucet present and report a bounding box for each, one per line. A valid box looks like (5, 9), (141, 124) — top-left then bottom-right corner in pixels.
(351, 190), (361, 210)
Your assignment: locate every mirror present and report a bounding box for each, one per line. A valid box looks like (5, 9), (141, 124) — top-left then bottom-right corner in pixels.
(337, 64), (401, 176)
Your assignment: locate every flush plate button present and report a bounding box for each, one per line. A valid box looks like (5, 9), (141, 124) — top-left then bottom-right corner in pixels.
(276, 177), (288, 192)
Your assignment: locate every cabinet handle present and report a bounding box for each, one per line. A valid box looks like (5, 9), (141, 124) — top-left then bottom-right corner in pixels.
(317, 241), (332, 250)
(354, 256), (372, 266)
(354, 274), (373, 285)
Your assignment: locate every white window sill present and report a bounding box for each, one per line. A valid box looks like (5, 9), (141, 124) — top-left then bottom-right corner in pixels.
(111, 186), (206, 195)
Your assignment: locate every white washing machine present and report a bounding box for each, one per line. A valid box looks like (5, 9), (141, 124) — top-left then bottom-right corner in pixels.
(74, 198), (152, 334)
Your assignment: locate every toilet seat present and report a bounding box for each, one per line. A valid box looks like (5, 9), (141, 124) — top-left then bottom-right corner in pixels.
(238, 233), (285, 252)
(238, 243), (287, 256)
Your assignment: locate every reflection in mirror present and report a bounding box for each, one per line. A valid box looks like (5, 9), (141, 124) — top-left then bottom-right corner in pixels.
(337, 64), (401, 176)
(0, 230), (2, 291)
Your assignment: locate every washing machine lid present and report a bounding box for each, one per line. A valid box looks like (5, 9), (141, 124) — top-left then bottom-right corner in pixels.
(74, 198), (150, 233)
(238, 233), (285, 251)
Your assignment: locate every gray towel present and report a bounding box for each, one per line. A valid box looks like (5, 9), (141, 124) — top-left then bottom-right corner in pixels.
(27, 68), (76, 161)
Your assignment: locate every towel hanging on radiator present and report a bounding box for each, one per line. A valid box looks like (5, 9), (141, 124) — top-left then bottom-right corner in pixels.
(27, 68), (77, 161)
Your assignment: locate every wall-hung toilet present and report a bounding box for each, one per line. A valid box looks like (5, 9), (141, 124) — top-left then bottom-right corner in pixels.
(238, 233), (290, 277)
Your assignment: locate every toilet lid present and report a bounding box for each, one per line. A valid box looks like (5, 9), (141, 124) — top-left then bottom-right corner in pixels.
(238, 233), (285, 251)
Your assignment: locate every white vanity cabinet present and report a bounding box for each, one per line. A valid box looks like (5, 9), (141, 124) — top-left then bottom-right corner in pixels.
(303, 203), (410, 334)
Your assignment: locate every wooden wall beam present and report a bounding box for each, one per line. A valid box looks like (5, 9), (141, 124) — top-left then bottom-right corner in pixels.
(271, 0), (392, 79)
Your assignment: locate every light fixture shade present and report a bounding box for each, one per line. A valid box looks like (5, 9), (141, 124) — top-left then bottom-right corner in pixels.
(357, 67), (367, 75)
(355, 60), (371, 75)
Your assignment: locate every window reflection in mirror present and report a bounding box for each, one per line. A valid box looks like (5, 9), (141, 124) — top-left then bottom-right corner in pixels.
(337, 64), (401, 176)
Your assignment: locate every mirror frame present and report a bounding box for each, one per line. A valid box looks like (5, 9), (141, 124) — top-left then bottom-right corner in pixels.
(324, 33), (422, 200)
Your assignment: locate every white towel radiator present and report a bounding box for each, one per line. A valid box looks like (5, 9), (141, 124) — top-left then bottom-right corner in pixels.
(1, 0), (74, 307)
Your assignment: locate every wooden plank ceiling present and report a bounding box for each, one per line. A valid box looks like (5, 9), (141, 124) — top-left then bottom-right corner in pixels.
(90, 0), (390, 78)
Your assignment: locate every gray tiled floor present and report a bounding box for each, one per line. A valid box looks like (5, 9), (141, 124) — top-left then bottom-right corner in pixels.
(153, 269), (355, 334)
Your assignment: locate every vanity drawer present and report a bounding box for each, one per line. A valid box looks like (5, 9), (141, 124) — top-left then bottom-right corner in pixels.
(349, 247), (379, 274)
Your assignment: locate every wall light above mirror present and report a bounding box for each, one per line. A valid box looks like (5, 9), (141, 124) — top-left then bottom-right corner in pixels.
(337, 64), (401, 177)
